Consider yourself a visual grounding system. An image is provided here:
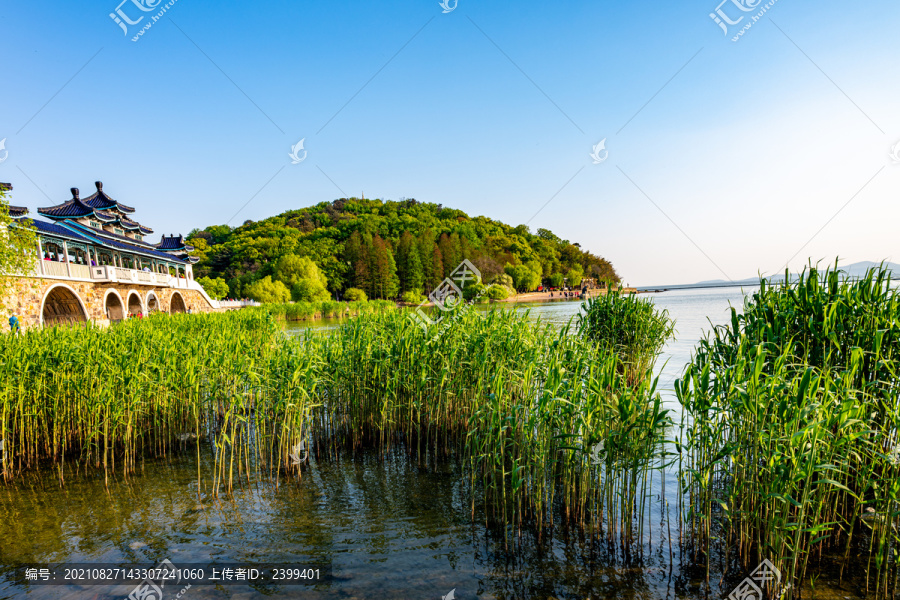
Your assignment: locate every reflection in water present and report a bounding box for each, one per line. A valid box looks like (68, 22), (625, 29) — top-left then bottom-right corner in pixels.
(1, 289), (867, 599)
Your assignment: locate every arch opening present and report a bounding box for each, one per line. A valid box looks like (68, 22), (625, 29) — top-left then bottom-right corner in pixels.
(170, 292), (186, 314)
(127, 292), (143, 317)
(42, 286), (88, 327)
(105, 292), (124, 322)
(147, 293), (159, 313)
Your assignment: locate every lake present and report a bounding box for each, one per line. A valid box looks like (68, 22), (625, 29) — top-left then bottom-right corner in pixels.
(1, 287), (865, 599)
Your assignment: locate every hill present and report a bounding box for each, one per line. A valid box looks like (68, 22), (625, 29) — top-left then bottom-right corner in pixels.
(187, 197), (620, 301)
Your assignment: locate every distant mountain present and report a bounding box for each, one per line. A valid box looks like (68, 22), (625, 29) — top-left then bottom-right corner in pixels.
(639, 262), (900, 291)
(696, 261), (900, 286)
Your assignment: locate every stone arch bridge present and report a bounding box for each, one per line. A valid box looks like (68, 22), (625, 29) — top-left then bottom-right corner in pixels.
(6, 272), (218, 330)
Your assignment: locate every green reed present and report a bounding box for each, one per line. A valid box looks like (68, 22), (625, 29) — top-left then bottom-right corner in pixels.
(577, 289), (675, 385)
(677, 263), (900, 598)
(0, 303), (671, 549)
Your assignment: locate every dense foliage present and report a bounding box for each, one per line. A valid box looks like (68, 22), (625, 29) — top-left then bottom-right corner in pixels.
(187, 198), (619, 300)
(0, 190), (37, 310)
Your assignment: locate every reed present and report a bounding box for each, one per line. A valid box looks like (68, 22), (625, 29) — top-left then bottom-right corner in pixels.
(0, 304), (670, 548)
(256, 299), (396, 322)
(677, 263), (900, 598)
(577, 290), (674, 385)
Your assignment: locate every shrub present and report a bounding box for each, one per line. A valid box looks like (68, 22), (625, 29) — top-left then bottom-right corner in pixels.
(245, 276), (291, 304)
(486, 284), (509, 300)
(401, 289), (425, 304)
(343, 288), (368, 302)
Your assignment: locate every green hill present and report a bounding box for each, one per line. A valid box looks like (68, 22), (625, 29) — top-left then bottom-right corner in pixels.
(188, 197), (620, 301)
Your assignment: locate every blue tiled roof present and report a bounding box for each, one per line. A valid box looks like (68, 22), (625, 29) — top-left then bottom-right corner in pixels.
(64, 222), (188, 263)
(27, 219), (187, 264)
(156, 234), (192, 251)
(31, 219), (93, 242)
(81, 182), (135, 213)
(38, 196), (95, 218)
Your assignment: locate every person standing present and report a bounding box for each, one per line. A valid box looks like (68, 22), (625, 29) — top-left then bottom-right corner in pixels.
(8, 315), (20, 336)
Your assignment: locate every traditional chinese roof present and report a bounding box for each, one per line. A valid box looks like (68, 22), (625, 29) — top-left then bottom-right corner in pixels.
(18, 180), (190, 265)
(9, 206), (29, 219)
(79, 181), (135, 214)
(38, 185), (153, 233)
(120, 216), (154, 234)
(58, 222), (191, 263)
(38, 188), (107, 219)
(156, 234), (194, 252)
(31, 219), (93, 243)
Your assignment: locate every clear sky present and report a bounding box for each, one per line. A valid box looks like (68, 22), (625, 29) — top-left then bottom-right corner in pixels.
(1, 0), (898, 285)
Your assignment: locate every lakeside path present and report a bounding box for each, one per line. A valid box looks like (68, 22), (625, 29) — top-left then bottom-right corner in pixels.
(496, 288), (638, 304)
(403, 287), (640, 309)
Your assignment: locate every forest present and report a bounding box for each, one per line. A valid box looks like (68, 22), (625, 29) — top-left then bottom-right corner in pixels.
(188, 197), (620, 302)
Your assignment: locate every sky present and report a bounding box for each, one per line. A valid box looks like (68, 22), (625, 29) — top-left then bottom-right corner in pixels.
(1, 0), (898, 286)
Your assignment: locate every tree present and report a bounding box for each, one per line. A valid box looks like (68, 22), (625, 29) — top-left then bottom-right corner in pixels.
(370, 235), (399, 299)
(507, 264), (541, 292)
(0, 191), (37, 311)
(566, 264), (584, 288)
(274, 254), (330, 302)
(245, 276), (291, 303)
(397, 231), (423, 292)
(197, 276), (230, 300)
(343, 287), (367, 302)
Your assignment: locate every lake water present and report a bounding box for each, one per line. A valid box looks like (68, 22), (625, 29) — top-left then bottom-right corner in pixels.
(0, 288), (865, 600)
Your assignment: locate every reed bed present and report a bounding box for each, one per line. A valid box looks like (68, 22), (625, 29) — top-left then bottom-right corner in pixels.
(0, 298), (672, 549)
(677, 264), (900, 598)
(313, 308), (671, 546)
(256, 299), (396, 321)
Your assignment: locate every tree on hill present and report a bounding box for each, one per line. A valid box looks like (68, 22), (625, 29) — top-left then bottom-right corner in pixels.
(187, 197), (620, 298)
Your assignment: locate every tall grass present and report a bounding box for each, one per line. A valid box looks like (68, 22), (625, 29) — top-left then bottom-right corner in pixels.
(315, 308), (671, 546)
(677, 263), (900, 598)
(577, 289), (675, 385)
(0, 302), (670, 548)
(256, 299), (396, 321)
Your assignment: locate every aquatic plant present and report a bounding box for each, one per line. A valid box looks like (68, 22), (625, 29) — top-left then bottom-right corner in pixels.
(577, 289), (674, 385)
(0, 305), (670, 549)
(677, 263), (900, 598)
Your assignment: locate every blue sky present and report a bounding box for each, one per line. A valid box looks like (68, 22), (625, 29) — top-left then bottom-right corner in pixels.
(1, 0), (898, 285)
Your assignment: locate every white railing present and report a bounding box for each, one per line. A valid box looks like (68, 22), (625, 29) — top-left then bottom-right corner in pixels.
(41, 260), (69, 277)
(31, 261), (190, 289)
(218, 300), (261, 308)
(69, 264), (91, 279)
